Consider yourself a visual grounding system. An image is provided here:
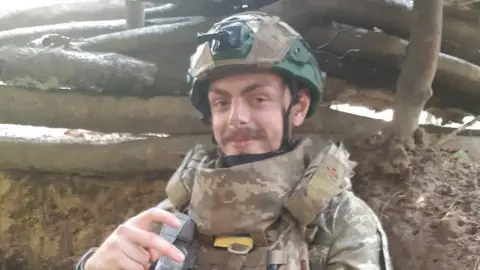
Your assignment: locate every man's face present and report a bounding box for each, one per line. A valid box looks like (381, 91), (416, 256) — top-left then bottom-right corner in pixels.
(208, 72), (310, 156)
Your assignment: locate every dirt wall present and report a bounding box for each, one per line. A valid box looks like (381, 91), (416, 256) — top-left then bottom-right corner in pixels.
(0, 129), (478, 270)
(0, 172), (169, 270)
(349, 135), (480, 270)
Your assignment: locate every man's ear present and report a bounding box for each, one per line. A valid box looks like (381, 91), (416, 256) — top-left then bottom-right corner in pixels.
(291, 88), (311, 128)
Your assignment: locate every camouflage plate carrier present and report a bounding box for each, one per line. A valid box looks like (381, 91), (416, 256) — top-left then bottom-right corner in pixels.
(159, 137), (354, 270)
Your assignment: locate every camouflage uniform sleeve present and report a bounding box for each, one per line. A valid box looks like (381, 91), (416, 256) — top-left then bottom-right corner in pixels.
(309, 190), (393, 270)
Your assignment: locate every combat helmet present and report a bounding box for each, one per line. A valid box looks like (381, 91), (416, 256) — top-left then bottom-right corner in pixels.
(187, 11), (325, 123)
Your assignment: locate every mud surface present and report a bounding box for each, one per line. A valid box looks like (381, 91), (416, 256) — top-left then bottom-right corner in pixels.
(0, 172), (169, 270)
(349, 133), (480, 270)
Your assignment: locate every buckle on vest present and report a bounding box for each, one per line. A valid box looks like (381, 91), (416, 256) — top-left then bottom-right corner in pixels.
(213, 236), (253, 255)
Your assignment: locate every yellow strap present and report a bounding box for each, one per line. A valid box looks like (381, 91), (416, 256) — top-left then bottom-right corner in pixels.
(214, 236), (254, 255)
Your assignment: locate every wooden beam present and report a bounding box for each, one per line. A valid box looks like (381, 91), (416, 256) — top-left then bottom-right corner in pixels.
(0, 134), (209, 174)
(0, 2), (183, 31)
(0, 46), (158, 94)
(1, 132), (366, 174)
(0, 86), (206, 135)
(1, 81), (476, 134)
(0, 133), (330, 174)
(0, 83), (388, 135)
(1, 108), (478, 174)
(301, 22), (480, 100)
(0, 17), (195, 46)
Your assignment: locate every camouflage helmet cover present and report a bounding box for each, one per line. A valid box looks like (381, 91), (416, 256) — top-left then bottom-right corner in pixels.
(187, 11), (324, 119)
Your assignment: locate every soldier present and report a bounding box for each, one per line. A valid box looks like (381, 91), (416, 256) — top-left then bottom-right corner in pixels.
(76, 12), (393, 270)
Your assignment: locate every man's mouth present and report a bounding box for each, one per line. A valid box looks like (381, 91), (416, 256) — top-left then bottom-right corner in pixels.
(230, 139), (252, 148)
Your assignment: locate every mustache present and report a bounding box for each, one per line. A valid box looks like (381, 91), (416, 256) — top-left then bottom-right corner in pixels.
(221, 126), (265, 143)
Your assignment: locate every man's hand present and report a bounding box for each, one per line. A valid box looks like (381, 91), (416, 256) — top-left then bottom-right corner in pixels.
(85, 207), (186, 270)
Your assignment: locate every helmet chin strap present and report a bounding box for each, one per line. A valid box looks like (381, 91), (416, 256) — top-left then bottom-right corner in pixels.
(220, 79), (300, 168)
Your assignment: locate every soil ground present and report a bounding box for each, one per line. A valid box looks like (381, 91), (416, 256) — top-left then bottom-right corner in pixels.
(0, 172), (170, 270)
(348, 131), (480, 270)
(0, 132), (479, 270)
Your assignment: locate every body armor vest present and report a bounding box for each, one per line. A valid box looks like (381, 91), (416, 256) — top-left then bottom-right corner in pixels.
(160, 138), (354, 270)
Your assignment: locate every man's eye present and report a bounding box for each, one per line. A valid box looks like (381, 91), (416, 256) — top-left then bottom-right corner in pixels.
(254, 97), (267, 103)
(213, 100), (228, 107)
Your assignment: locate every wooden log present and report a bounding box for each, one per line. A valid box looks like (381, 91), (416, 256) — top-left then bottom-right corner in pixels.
(0, 76), (477, 135)
(0, 1), (181, 31)
(0, 17), (194, 46)
(301, 22), (480, 102)
(0, 20), (128, 46)
(1, 115), (478, 174)
(0, 46), (157, 94)
(0, 0), (126, 30)
(126, 0), (145, 29)
(0, 83), (374, 135)
(74, 16), (211, 53)
(259, 0), (480, 67)
(72, 16), (213, 96)
(55, 18), (480, 102)
(0, 86), (206, 134)
(8, 2), (472, 101)
(0, 133), (333, 174)
(444, 6), (480, 24)
(322, 76), (478, 125)
(2, 0), (480, 69)
(0, 133), (210, 174)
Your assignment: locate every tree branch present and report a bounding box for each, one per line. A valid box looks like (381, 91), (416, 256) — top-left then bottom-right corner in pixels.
(391, 0), (443, 137)
(433, 114), (480, 147)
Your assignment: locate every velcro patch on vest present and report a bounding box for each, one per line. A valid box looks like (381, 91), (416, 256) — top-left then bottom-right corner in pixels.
(285, 143), (350, 226)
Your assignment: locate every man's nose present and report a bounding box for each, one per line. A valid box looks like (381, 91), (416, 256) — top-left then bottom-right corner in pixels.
(228, 99), (250, 128)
